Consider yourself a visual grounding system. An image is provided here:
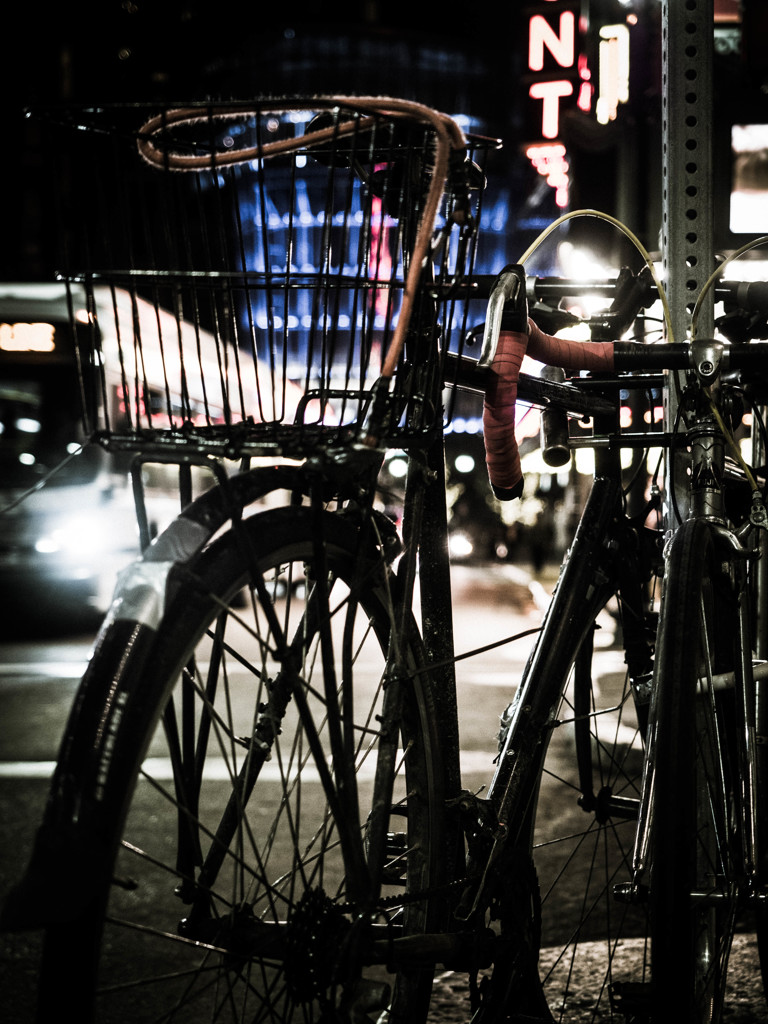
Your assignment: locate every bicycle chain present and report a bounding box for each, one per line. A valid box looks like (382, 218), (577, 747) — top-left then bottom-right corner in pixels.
(339, 873), (476, 914)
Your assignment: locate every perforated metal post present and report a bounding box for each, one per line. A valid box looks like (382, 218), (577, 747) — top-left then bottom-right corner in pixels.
(661, 0), (715, 525)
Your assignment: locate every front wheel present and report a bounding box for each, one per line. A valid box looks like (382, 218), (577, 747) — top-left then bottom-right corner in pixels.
(38, 505), (447, 1023)
(649, 518), (745, 1022)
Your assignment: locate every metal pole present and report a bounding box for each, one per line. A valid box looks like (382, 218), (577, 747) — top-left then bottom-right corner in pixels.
(661, 0), (715, 528)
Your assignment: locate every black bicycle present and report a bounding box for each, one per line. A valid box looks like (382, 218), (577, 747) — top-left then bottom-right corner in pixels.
(3, 96), (768, 1024)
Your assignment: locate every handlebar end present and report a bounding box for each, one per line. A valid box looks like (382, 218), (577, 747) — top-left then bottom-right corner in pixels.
(491, 480), (525, 501)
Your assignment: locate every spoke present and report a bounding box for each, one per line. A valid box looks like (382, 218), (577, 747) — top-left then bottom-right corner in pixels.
(135, 769), (290, 919)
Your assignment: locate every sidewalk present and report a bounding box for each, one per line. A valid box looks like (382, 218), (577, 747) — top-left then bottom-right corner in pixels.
(428, 932), (766, 1021)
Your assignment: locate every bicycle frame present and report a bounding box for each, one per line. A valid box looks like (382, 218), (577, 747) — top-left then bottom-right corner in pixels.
(439, 406), (658, 923)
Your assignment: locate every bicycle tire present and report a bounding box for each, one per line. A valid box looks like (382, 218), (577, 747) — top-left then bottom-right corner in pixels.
(649, 517), (743, 1022)
(531, 611), (650, 1022)
(37, 505), (446, 1023)
(472, 567), (655, 1021)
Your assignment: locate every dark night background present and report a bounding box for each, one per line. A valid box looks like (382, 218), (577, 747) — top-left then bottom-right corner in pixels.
(1, 0), (653, 283)
(3, 1), (768, 283)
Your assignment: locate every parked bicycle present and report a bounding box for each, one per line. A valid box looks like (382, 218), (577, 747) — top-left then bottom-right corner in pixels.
(3, 97), (768, 1024)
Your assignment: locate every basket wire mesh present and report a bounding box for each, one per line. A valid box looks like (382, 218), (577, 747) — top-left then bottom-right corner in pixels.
(36, 98), (492, 458)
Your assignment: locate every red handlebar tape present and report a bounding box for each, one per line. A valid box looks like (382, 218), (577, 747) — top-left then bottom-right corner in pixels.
(483, 318), (615, 500)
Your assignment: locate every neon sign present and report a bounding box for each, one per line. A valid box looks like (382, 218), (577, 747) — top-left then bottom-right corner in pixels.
(525, 3), (584, 208)
(529, 80), (575, 141)
(525, 143), (570, 209)
(596, 23), (631, 125)
(0, 322), (56, 352)
(526, 5), (585, 141)
(528, 10), (576, 73)
(524, 3), (633, 208)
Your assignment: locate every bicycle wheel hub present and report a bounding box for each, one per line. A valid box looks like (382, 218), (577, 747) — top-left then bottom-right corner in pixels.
(285, 888), (353, 1001)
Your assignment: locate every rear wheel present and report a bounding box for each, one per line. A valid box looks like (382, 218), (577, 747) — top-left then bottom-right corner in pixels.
(39, 505), (446, 1023)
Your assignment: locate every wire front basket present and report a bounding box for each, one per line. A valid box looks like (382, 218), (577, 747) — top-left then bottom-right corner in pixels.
(37, 97), (493, 459)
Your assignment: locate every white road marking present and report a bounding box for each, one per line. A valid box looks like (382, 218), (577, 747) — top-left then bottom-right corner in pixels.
(0, 749), (501, 781)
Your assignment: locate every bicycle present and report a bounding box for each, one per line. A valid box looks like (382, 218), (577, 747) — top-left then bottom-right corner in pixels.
(3, 96), (768, 1024)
